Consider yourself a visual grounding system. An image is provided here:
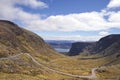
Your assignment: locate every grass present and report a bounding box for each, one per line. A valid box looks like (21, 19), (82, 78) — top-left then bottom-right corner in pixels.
(0, 52), (120, 80)
(97, 63), (120, 79)
(42, 54), (120, 79)
(0, 72), (48, 80)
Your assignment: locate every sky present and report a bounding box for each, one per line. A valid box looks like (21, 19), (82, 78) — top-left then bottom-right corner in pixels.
(0, 0), (120, 41)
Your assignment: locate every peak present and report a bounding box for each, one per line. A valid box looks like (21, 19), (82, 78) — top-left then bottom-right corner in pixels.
(106, 34), (120, 37)
(0, 20), (17, 26)
(104, 34), (120, 38)
(99, 34), (120, 41)
(0, 20), (23, 36)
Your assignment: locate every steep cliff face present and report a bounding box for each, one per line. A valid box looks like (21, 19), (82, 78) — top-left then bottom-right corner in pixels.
(68, 34), (120, 56)
(68, 42), (94, 56)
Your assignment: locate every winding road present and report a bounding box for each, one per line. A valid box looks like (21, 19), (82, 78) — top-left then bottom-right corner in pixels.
(0, 53), (98, 79)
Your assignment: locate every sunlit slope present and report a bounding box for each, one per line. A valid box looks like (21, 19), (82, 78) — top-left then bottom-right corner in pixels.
(0, 20), (63, 60)
(0, 20), (119, 80)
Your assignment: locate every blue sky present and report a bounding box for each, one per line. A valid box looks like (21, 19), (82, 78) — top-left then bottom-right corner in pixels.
(0, 0), (120, 41)
(21, 0), (110, 17)
(38, 0), (109, 15)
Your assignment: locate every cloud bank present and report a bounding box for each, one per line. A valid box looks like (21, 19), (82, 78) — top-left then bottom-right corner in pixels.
(0, 0), (120, 41)
(107, 0), (120, 9)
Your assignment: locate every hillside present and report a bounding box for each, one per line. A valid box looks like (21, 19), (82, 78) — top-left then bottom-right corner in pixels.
(68, 34), (120, 56)
(0, 20), (67, 80)
(0, 20), (120, 80)
(0, 20), (62, 59)
(88, 34), (120, 55)
(68, 42), (94, 56)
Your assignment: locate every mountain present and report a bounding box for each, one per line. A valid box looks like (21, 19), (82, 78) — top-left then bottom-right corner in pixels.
(68, 34), (120, 56)
(88, 34), (120, 55)
(0, 20), (62, 58)
(0, 20), (120, 80)
(68, 42), (94, 56)
(0, 20), (63, 77)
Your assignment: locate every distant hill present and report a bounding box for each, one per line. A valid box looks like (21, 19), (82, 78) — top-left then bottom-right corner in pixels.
(46, 40), (73, 49)
(46, 40), (73, 52)
(88, 34), (120, 54)
(68, 42), (94, 56)
(68, 34), (120, 56)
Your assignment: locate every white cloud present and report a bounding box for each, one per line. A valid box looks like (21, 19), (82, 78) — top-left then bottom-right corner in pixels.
(25, 12), (106, 31)
(42, 35), (102, 41)
(107, 0), (120, 8)
(0, 0), (46, 26)
(44, 12), (108, 31)
(26, 11), (120, 32)
(108, 11), (120, 22)
(2, 0), (48, 9)
(16, 0), (48, 9)
(99, 31), (110, 36)
(0, 0), (120, 41)
(0, 0), (120, 32)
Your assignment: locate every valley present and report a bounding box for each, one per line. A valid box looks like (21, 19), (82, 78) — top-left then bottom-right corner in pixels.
(0, 53), (97, 79)
(0, 20), (120, 80)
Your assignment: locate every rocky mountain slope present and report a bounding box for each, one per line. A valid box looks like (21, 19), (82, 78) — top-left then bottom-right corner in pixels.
(68, 34), (120, 56)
